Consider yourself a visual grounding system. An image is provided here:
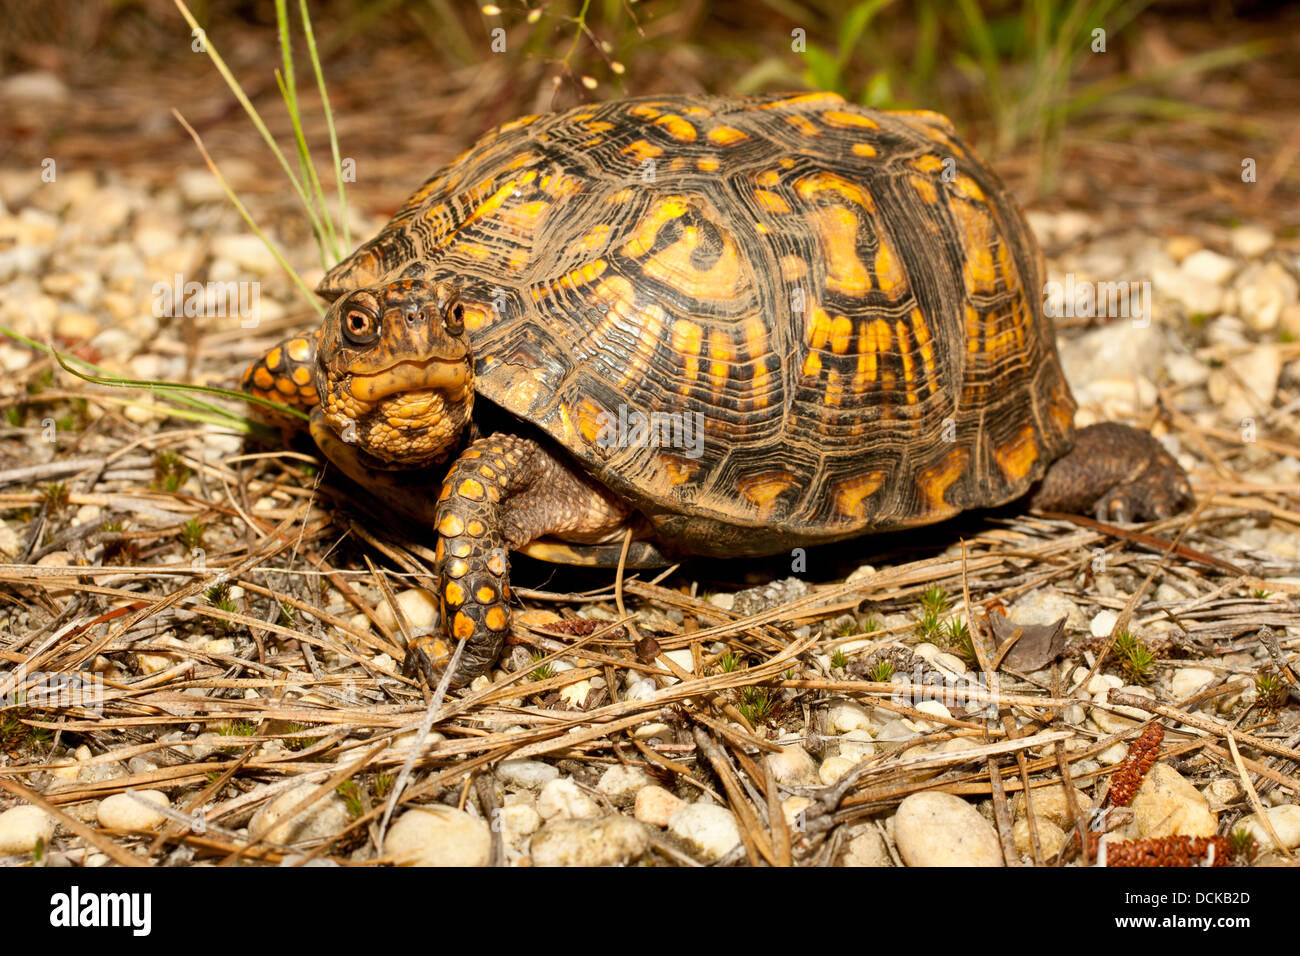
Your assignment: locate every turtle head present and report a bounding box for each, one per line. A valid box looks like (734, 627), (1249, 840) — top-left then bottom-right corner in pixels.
(317, 278), (474, 466)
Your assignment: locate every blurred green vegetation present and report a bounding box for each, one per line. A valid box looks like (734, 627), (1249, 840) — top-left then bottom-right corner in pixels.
(2, 0), (1286, 196)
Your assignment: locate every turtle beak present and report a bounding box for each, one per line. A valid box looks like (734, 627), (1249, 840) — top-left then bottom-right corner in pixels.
(348, 357), (470, 402)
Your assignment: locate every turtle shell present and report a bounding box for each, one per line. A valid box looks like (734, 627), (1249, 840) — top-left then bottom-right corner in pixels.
(318, 92), (1076, 557)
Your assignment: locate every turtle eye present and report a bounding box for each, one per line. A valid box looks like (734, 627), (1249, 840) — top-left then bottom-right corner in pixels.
(444, 301), (465, 336)
(342, 305), (379, 345)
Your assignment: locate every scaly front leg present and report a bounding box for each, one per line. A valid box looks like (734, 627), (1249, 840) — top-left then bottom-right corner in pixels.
(408, 433), (636, 687)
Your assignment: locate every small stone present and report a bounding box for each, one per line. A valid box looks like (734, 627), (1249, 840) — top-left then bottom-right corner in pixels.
(1235, 804), (1300, 851)
(1170, 667), (1215, 700)
(385, 807), (490, 866)
(904, 700), (951, 732)
(1180, 248), (1237, 286)
(782, 796), (812, 831)
(1230, 225), (1273, 259)
(537, 777), (599, 821)
(372, 588), (438, 632)
(837, 729), (876, 761)
(54, 312), (99, 341)
(1130, 763), (1217, 839)
(3, 70), (68, 103)
(558, 679), (593, 707)
(530, 816), (648, 867)
(1097, 742), (1129, 765)
(667, 803), (741, 863)
(1090, 609), (1119, 638)
(658, 648), (694, 683)
(1013, 816), (1067, 859)
(894, 792), (1003, 867)
(97, 790), (169, 830)
(497, 759), (560, 790)
(211, 234), (279, 275)
(499, 803), (541, 843)
(1090, 685), (1153, 734)
(1085, 673), (1122, 697)
(1235, 261), (1297, 332)
(248, 785), (351, 845)
(824, 699), (876, 734)
(0, 805), (54, 855)
(1014, 784), (1093, 828)
(765, 744), (818, 786)
(1164, 235), (1201, 262)
(1208, 344), (1282, 421)
(596, 764), (653, 807)
(818, 755), (855, 785)
(633, 721), (672, 741)
(839, 824), (892, 867)
(634, 785), (684, 827)
(1009, 588), (1087, 631)
(1202, 778), (1242, 807)
(178, 168), (228, 205)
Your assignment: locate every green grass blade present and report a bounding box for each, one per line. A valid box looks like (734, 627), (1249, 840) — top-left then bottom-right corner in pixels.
(172, 109), (324, 315)
(299, 0), (352, 252)
(173, 0), (330, 263)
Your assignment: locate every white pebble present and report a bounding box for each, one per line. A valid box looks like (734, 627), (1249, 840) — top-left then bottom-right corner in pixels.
(1236, 804), (1300, 851)
(667, 803), (741, 863)
(385, 807), (490, 866)
(248, 785), (351, 845)
(537, 777), (599, 821)
(764, 744), (818, 786)
(1090, 609), (1119, 638)
(824, 699), (875, 734)
(372, 588), (438, 632)
(1170, 667), (1214, 700)
(893, 792), (1002, 867)
(0, 805), (54, 855)
(818, 756), (855, 785)
(530, 816), (648, 867)
(596, 764), (653, 807)
(1130, 764), (1218, 838)
(97, 790), (169, 830)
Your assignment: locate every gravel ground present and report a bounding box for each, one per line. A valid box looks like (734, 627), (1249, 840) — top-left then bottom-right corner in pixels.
(1, 139), (1299, 867)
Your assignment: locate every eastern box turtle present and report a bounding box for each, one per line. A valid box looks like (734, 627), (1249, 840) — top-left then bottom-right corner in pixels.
(243, 92), (1192, 686)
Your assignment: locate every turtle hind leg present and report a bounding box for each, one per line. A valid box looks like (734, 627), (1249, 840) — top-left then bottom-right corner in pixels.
(1028, 422), (1193, 522)
(241, 330), (322, 429)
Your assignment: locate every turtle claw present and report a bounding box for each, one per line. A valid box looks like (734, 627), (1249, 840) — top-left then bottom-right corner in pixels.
(402, 636), (450, 687)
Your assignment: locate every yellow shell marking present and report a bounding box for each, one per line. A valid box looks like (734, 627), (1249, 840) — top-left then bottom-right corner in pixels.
(807, 205), (869, 296)
(994, 425), (1040, 484)
(822, 109), (879, 129)
(621, 139), (663, 162)
(852, 142), (878, 158)
(910, 175), (938, 204)
(873, 238), (905, 295)
(707, 125), (748, 146)
(640, 222), (742, 301)
(754, 189), (791, 215)
(452, 612), (475, 640)
(444, 581), (466, 606)
(921, 449), (968, 511)
(485, 607), (508, 631)
(671, 319), (703, 383)
(794, 171), (875, 212)
(620, 197), (690, 258)
(832, 472), (885, 518)
(654, 114), (697, 142)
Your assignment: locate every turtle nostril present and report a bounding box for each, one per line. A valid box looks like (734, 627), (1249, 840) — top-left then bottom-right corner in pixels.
(405, 308), (418, 326)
